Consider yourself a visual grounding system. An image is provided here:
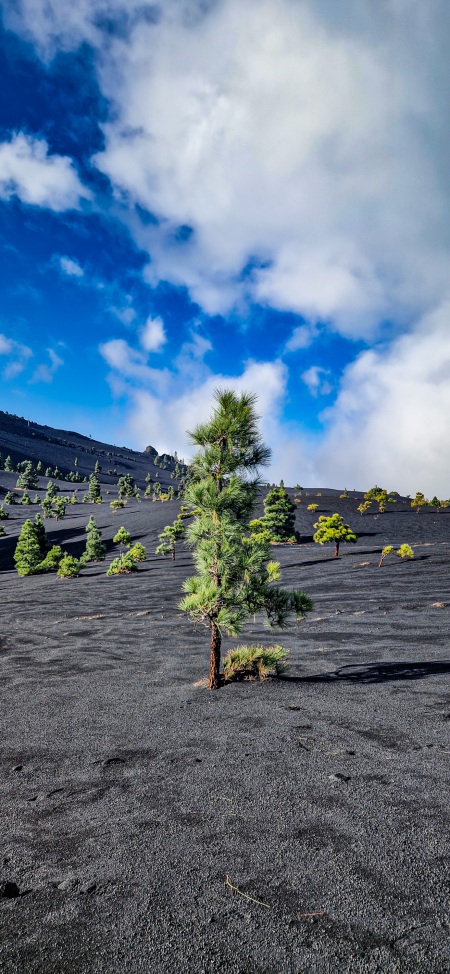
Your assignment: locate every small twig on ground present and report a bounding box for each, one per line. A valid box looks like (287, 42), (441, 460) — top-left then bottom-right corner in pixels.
(225, 875), (270, 908)
(298, 910), (326, 917)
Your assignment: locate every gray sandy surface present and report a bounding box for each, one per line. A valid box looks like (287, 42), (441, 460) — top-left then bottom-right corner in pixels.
(1, 492), (450, 973)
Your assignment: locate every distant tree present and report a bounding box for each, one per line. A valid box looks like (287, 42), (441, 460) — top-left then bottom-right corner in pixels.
(16, 462), (38, 490)
(0, 505), (9, 519)
(34, 513), (48, 557)
(129, 542), (146, 562)
(41, 497), (53, 518)
(357, 500), (372, 515)
(4, 491), (15, 505)
(313, 513), (357, 558)
(0, 525), (5, 537)
(14, 520), (42, 576)
(44, 467), (52, 477)
(52, 498), (66, 520)
(87, 473), (101, 502)
(74, 457), (78, 467)
(36, 461), (43, 474)
(307, 503), (318, 512)
(145, 472), (152, 483)
(70, 492), (77, 504)
(45, 480), (59, 500)
(144, 484), (151, 499)
(340, 488), (349, 498)
(110, 499), (125, 513)
(117, 474), (136, 500)
(94, 460), (101, 475)
(250, 482), (298, 543)
(378, 544), (414, 568)
(57, 555), (80, 578)
(53, 467), (62, 479)
(32, 493), (40, 504)
(153, 482), (162, 499)
(83, 516), (106, 563)
(106, 527), (137, 575)
(4, 456), (13, 471)
(20, 492), (31, 505)
(429, 496), (441, 512)
(38, 545), (65, 572)
(156, 518), (185, 561)
(411, 491), (427, 513)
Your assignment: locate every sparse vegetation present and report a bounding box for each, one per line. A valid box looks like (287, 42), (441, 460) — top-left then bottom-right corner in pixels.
(222, 645), (289, 681)
(313, 513), (357, 558)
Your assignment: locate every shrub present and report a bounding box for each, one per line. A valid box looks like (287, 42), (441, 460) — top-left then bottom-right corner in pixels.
(307, 503), (318, 512)
(57, 555), (80, 578)
(4, 491), (16, 505)
(0, 504), (9, 519)
(222, 645), (289, 681)
(38, 545), (65, 572)
(0, 525), (5, 537)
(106, 554), (138, 575)
(313, 513), (357, 557)
(378, 544), (414, 567)
(249, 482), (298, 543)
(129, 542), (146, 562)
(14, 520), (42, 576)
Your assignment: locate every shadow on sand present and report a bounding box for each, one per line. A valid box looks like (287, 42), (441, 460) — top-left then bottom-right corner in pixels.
(280, 659), (450, 684)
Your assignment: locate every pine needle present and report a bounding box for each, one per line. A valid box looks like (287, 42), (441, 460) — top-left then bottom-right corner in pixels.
(225, 874), (270, 908)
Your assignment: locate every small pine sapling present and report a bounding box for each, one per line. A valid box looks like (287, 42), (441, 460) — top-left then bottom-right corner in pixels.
(110, 499), (125, 513)
(57, 555), (80, 578)
(83, 516), (106, 562)
(0, 505), (9, 519)
(14, 520), (42, 576)
(307, 503), (318, 512)
(222, 644), (289, 681)
(4, 491), (15, 505)
(411, 491), (427, 513)
(129, 542), (146, 562)
(313, 513), (357, 558)
(156, 518), (185, 561)
(379, 544), (414, 567)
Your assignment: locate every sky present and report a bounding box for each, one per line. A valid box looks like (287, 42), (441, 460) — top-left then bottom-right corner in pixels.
(0, 0), (449, 494)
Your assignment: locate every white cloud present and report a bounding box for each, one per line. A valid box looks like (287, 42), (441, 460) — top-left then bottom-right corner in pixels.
(301, 365), (332, 397)
(0, 332), (33, 379)
(285, 323), (319, 352)
(31, 347), (64, 383)
(140, 316), (167, 352)
(316, 301), (450, 496)
(0, 132), (91, 211)
(59, 256), (84, 277)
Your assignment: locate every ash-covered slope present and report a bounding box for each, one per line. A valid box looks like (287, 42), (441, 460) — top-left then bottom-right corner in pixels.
(0, 410), (184, 491)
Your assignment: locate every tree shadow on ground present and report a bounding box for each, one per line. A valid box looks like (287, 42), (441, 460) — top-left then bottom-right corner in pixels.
(280, 659), (450, 684)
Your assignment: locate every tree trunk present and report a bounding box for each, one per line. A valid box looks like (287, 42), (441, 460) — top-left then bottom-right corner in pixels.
(208, 619), (222, 690)
(335, 540), (340, 557)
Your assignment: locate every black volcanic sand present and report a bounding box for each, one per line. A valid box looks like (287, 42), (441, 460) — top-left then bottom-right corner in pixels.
(1, 493), (450, 973)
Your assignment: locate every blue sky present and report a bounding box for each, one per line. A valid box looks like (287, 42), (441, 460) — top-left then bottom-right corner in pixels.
(1, 0), (449, 494)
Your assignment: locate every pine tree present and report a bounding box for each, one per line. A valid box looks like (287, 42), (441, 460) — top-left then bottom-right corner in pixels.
(20, 492), (31, 505)
(178, 389), (313, 689)
(4, 491), (15, 505)
(117, 474), (136, 499)
(313, 513), (357, 557)
(4, 456), (13, 471)
(156, 518), (185, 560)
(94, 460), (101, 475)
(52, 498), (66, 520)
(83, 516), (106, 562)
(34, 513), (48, 557)
(45, 480), (59, 500)
(36, 461), (43, 474)
(250, 482), (298, 542)
(16, 462), (38, 490)
(0, 505), (9, 520)
(87, 473), (101, 502)
(14, 520), (42, 576)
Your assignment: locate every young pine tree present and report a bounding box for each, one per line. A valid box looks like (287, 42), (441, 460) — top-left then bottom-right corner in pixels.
(83, 516), (106, 562)
(250, 481), (298, 542)
(14, 520), (42, 576)
(16, 462), (38, 490)
(178, 389), (313, 689)
(313, 513), (357, 558)
(156, 518), (185, 560)
(87, 473), (101, 502)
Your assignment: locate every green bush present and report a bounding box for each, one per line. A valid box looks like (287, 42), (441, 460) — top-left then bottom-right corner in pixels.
(223, 645), (289, 681)
(106, 553), (138, 575)
(38, 545), (65, 572)
(57, 555), (80, 578)
(129, 542), (146, 562)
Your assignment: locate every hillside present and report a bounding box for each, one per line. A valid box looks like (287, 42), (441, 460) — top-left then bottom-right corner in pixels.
(0, 416), (449, 972)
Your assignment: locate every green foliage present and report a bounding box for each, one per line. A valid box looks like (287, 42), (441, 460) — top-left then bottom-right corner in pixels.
(45, 467), (52, 477)
(16, 462), (38, 490)
(0, 525), (5, 537)
(45, 480), (59, 499)
(110, 499), (125, 513)
(313, 513), (357, 557)
(250, 482), (298, 543)
(179, 389), (313, 689)
(82, 516), (106, 562)
(94, 460), (101, 475)
(14, 520), (42, 576)
(57, 555), (80, 578)
(41, 497), (53, 518)
(20, 492), (31, 505)
(411, 491), (427, 512)
(4, 456), (13, 471)
(129, 542), (146, 562)
(222, 644), (289, 681)
(34, 513), (48, 557)
(38, 545), (65, 572)
(52, 498), (66, 520)
(113, 526), (132, 548)
(4, 491), (15, 505)
(357, 501), (371, 515)
(87, 473), (101, 502)
(429, 496), (441, 510)
(0, 504), (9, 519)
(156, 518), (185, 560)
(117, 474), (136, 499)
(106, 553), (138, 575)
(379, 543), (414, 567)
(307, 503), (318, 512)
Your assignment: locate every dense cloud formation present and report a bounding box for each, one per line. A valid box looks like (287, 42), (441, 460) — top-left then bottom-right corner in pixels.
(3, 0), (450, 492)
